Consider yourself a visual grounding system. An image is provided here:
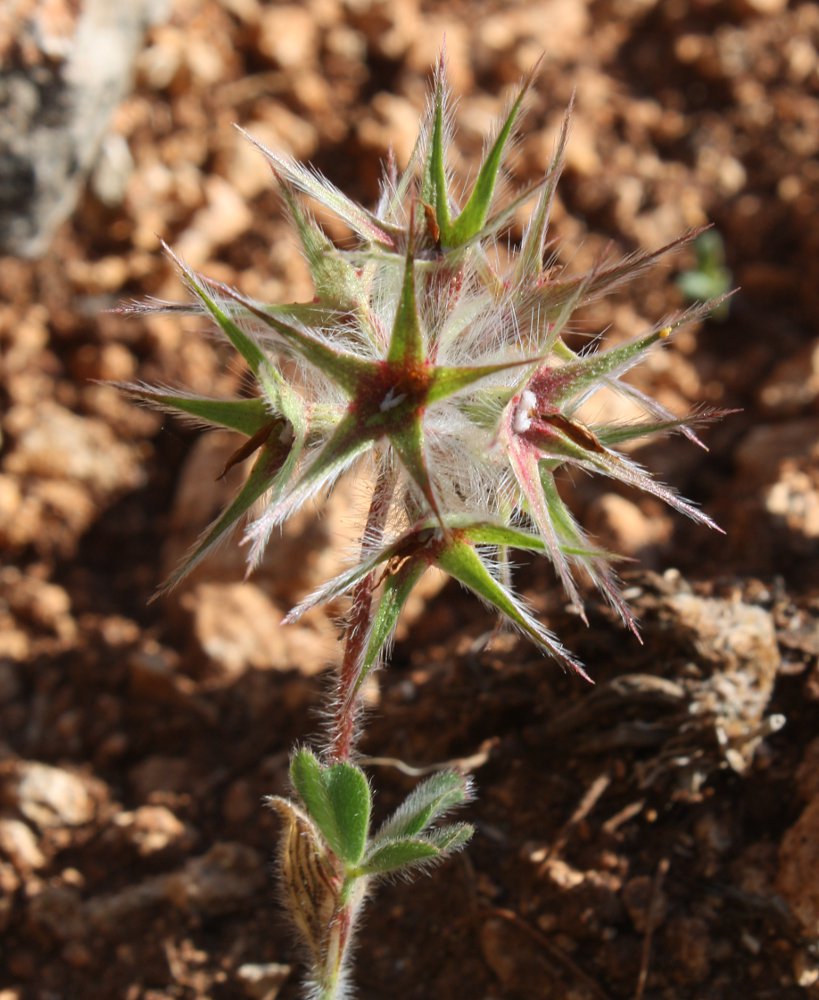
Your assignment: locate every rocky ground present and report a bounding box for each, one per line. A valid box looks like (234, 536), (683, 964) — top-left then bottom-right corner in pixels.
(1, 1), (819, 998)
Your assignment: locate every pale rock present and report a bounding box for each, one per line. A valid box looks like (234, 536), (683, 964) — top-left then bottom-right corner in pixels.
(732, 0), (788, 14)
(236, 962), (292, 999)
(734, 419), (819, 486)
(174, 175), (253, 268)
(357, 93), (421, 167)
(9, 762), (96, 829)
(1, 570), (76, 642)
(23, 479), (97, 555)
(0, 862), (19, 935)
(112, 805), (190, 857)
(258, 6), (317, 68)
(0, 818), (46, 871)
(662, 592), (781, 770)
(183, 581), (332, 677)
(759, 339), (819, 415)
(3, 402), (144, 499)
(345, 0), (420, 60)
(476, 0), (590, 68)
(765, 467), (819, 541)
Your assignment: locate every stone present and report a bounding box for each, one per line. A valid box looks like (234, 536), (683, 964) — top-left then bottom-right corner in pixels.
(0, 818), (46, 871)
(236, 962), (292, 999)
(4, 402), (144, 499)
(7, 762), (96, 829)
(111, 805), (190, 857)
(182, 581), (333, 678)
(0, 0), (171, 257)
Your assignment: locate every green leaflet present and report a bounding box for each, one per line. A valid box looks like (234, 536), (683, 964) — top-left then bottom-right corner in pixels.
(290, 749), (372, 866)
(358, 838), (440, 876)
(373, 771), (472, 842)
(358, 823), (475, 877)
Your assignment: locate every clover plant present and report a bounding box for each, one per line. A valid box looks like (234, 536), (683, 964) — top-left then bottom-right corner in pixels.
(122, 56), (723, 999)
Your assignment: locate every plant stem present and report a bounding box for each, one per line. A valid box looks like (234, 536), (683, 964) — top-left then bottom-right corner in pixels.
(329, 454), (395, 764)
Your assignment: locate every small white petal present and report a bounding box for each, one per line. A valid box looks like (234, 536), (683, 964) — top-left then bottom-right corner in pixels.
(513, 390), (536, 433)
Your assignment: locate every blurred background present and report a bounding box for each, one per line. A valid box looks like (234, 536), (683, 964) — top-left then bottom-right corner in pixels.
(1, 1), (818, 998)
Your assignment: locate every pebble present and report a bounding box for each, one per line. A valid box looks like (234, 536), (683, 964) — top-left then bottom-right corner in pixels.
(236, 962), (292, 999)
(0, 819), (46, 872)
(183, 581), (333, 678)
(8, 762), (96, 829)
(3, 402), (144, 499)
(111, 805), (191, 857)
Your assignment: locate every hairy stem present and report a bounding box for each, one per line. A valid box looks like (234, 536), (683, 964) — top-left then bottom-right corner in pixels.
(329, 455), (396, 763)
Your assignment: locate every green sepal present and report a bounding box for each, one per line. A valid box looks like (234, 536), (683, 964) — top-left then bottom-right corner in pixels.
(515, 101), (571, 282)
(284, 410), (375, 509)
(427, 355), (540, 406)
(156, 423), (296, 595)
(163, 242), (267, 376)
(446, 62), (539, 247)
(389, 420), (441, 520)
(124, 388), (273, 436)
(355, 558), (428, 696)
(437, 537), (587, 677)
(278, 181), (364, 310)
(543, 325), (672, 407)
(426, 60), (453, 238)
(214, 282), (374, 397)
(388, 245), (425, 365)
(237, 127), (400, 249)
(373, 771), (472, 842)
(594, 413), (716, 448)
(290, 749), (372, 866)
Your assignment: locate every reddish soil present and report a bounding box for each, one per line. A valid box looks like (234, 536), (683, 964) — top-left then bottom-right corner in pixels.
(2, 2), (819, 999)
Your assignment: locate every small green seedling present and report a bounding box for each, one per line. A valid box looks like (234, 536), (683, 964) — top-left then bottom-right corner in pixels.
(677, 229), (732, 319)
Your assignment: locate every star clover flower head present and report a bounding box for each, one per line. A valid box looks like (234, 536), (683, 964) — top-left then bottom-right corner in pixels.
(121, 56), (727, 675)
